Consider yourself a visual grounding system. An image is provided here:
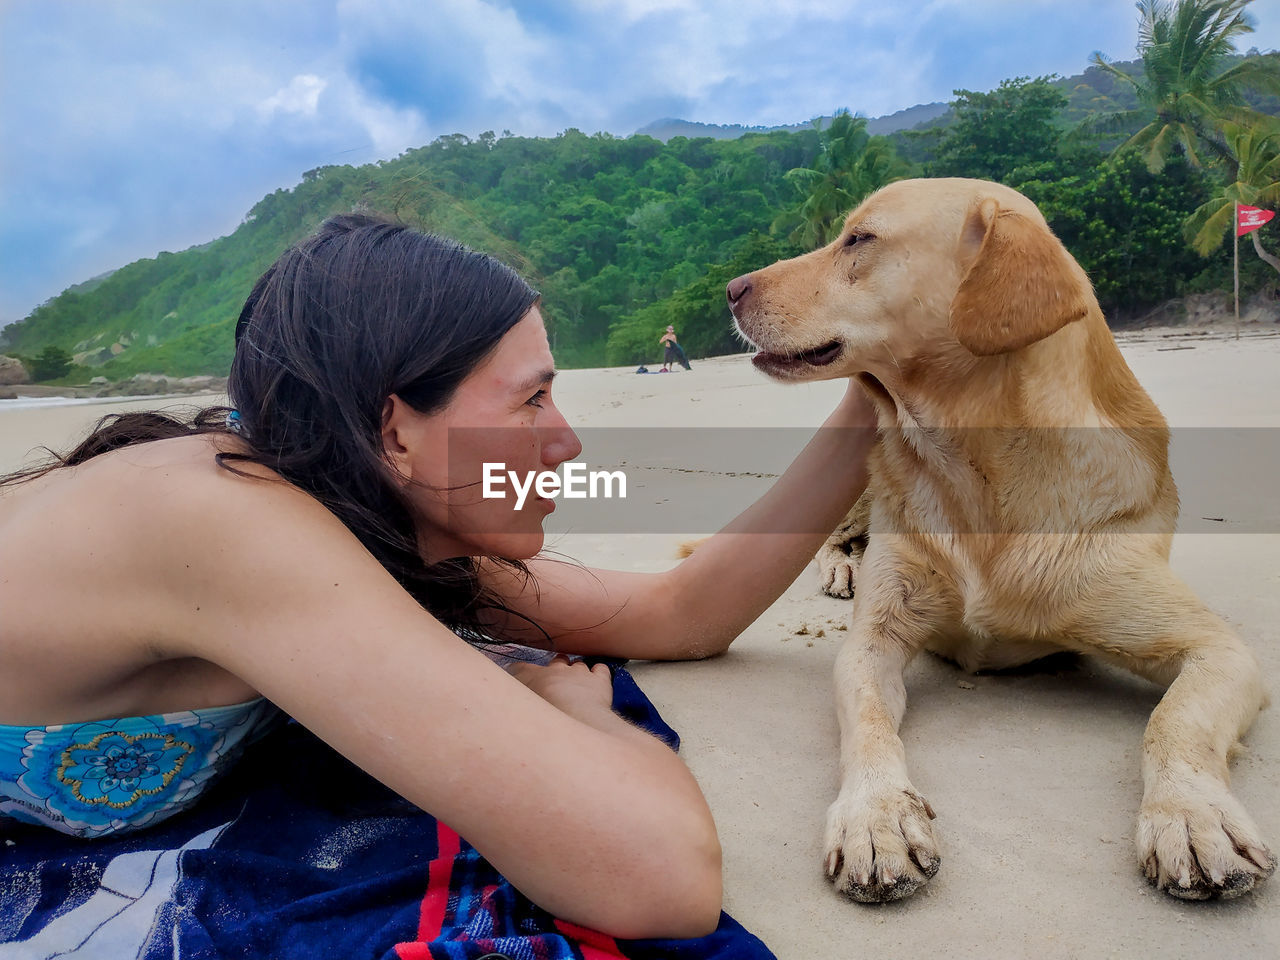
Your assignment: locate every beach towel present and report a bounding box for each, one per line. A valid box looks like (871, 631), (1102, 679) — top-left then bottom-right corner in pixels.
(0, 664), (775, 960)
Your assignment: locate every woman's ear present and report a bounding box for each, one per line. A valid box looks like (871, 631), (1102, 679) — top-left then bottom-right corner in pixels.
(380, 394), (415, 482)
(949, 199), (1095, 356)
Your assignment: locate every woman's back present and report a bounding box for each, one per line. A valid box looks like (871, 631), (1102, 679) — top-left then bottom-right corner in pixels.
(0, 433), (263, 725)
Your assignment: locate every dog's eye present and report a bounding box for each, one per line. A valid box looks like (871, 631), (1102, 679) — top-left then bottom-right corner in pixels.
(844, 232), (873, 248)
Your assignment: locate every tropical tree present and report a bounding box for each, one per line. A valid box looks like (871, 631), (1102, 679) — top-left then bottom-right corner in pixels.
(30, 345), (73, 381)
(925, 76), (1069, 182)
(605, 231), (803, 365)
(773, 111), (906, 248)
(1185, 118), (1280, 273)
(1019, 150), (1218, 313)
(1091, 0), (1280, 172)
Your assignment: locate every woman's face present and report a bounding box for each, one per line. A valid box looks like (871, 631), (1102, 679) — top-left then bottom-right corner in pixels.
(382, 306), (582, 561)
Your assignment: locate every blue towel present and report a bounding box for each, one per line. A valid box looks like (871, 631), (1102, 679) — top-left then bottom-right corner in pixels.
(0, 665), (775, 960)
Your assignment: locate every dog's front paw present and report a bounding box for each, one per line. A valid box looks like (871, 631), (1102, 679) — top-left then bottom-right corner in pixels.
(823, 786), (940, 902)
(817, 544), (858, 598)
(1138, 777), (1275, 900)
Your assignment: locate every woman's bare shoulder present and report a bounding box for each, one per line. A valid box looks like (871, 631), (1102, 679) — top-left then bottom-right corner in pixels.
(90, 432), (345, 540)
(0, 433), (281, 556)
(113, 433), (381, 584)
(13, 432), (385, 641)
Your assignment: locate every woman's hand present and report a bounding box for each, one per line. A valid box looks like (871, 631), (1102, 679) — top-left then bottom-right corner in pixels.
(508, 657), (614, 724)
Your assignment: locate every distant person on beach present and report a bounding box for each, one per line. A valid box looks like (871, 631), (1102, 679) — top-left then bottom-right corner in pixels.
(659, 324), (686, 371)
(0, 214), (875, 939)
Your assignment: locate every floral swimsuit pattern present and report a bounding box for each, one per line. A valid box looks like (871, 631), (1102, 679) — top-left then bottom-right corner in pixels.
(0, 699), (280, 838)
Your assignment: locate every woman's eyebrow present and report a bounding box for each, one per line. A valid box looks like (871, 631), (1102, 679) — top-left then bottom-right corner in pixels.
(512, 368), (557, 393)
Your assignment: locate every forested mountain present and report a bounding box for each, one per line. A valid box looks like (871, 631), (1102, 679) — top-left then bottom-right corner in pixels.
(5, 52), (1278, 380)
(2, 127), (822, 376)
(635, 101), (952, 142)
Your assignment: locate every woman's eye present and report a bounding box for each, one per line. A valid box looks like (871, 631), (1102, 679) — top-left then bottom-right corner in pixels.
(526, 389), (548, 408)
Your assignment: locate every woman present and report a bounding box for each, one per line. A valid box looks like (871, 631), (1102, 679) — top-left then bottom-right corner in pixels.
(0, 214), (875, 939)
(659, 324), (682, 371)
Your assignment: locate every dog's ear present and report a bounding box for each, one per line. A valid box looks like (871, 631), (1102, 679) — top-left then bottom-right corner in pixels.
(949, 198), (1093, 356)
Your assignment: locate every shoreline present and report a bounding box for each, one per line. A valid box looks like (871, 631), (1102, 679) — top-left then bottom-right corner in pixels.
(2, 317), (1276, 403)
(0, 374), (229, 402)
(0, 392), (176, 410)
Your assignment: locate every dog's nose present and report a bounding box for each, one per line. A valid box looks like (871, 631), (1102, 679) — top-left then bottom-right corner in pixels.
(726, 275), (752, 309)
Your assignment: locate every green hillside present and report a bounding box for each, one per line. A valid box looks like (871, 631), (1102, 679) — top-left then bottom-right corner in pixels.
(6, 53), (1279, 379)
(3, 126), (824, 375)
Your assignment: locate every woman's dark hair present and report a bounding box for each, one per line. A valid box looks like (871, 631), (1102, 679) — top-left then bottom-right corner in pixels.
(3, 213), (542, 642)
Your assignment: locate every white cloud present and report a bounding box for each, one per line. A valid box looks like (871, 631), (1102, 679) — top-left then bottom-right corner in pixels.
(334, 0), (561, 128)
(322, 73), (430, 157)
(258, 74), (328, 118)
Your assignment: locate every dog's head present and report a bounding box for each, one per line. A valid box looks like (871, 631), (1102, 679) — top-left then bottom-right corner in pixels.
(727, 178), (1096, 384)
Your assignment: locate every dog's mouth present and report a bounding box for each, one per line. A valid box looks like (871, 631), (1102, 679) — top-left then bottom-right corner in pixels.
(751, 339), (844, 377)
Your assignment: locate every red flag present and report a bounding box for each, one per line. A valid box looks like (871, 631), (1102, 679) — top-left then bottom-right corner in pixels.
(1237, 204), (1275, 236)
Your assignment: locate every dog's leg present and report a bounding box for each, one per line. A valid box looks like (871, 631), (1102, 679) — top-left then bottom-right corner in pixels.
(816, 489), (872, 598)
(1082, 567), (1274, 900)
(824, 542), (952, 902)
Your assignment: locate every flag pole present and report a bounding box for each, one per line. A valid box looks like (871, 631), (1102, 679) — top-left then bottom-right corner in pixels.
(1234, 202), (1241, 340)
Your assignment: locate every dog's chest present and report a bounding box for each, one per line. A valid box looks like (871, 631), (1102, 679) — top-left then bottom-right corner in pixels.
(915, 529), (1108, 648)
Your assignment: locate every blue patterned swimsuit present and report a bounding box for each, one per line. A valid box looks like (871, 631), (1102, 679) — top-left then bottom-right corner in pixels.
(0, 699), (281, 838)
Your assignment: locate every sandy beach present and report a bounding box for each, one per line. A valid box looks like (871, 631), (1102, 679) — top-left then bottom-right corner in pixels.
(2, 326), (1277, 958)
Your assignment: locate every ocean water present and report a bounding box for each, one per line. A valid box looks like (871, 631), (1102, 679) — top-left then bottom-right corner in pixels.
(0, 393), (172, 411)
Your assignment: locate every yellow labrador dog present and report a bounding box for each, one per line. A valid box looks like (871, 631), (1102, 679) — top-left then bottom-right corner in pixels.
(726, 178), (1274, 903)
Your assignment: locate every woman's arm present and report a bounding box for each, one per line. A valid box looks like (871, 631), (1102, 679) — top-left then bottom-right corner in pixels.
(481, 380), (876, 659)
(154, 462), (721, 939)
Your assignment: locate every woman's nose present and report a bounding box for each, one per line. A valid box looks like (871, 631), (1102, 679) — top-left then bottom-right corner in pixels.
(540, 408), (582, 467)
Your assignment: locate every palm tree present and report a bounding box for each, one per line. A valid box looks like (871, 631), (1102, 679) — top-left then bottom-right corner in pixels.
(1091, 0), (1280, 172)
(1185, 118), (1280, 273)
(772, 111), (905, 248)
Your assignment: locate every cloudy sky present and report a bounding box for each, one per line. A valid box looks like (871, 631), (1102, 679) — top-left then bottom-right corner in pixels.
(5, 0), (1280, 329)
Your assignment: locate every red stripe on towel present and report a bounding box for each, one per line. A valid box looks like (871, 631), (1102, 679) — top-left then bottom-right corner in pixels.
(394, 943), (432, 959)
(553, 919), (626, 958)
(417, 823), (462, 939)
(394, 823), (464, 958)
(395, 824), (627, 960)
